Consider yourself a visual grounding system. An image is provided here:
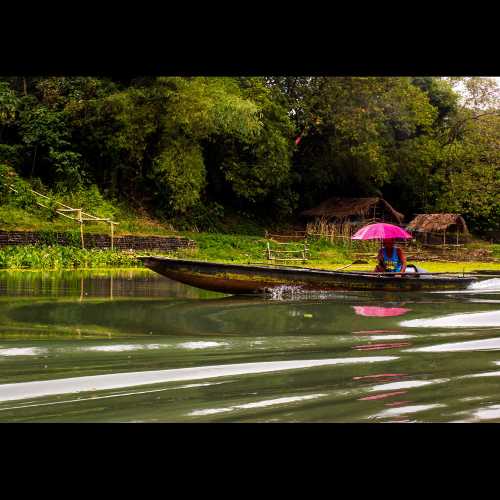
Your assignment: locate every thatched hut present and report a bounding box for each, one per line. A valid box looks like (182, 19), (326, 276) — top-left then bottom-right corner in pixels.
(406, 214), (469, 244)
(300, 197), (404, 225)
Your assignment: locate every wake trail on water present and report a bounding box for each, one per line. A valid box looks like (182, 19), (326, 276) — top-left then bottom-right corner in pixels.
(432, 278), (500, 295)
(269, 285), (304, 300)
(467, 278), (500, 291)
(400, 309), (500, 328)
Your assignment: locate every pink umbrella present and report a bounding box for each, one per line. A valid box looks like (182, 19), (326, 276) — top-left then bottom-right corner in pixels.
(353, 306), (411, 317)
(351, 223), (412, 240)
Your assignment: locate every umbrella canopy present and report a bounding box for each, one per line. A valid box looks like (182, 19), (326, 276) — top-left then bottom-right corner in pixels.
(351, 223), (412, 240)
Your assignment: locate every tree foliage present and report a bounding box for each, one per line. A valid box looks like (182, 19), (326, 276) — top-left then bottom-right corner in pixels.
(0, 76), (498, 234)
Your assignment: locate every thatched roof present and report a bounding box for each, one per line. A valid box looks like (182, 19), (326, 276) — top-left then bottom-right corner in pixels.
(407, 214), (469, 234)
(300, 197), (404, 224)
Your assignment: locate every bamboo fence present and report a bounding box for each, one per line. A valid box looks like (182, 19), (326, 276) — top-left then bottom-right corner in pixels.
(7, 184), (119, 249)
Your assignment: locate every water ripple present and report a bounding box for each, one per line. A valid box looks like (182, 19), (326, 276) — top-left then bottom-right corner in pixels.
(400, 310), (500, 328)
(0, 347), (47, 357)
(0, 356), (398, 402)
(374, 403), (445, 419)
(407, 337), (500, 353)
(188, 393), (327, 417)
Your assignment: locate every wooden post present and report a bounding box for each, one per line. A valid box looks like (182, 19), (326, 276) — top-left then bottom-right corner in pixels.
(266, 241), (271, 261)
(78, 209), (84, 249)
(110, 222), (114, 251)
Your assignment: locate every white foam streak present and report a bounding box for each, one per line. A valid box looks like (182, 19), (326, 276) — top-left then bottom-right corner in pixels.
(370, 379), (447, 391)
(269, 285), (303, 299)
(0, 382), (227, 413)
(400, 310), (500, 328)
(177, 341), (228, 350)
(188, 393), (327, 416)
(465, 370), (500, 378)
(190, 408), (233, 416)
(0, 348), (47, 357)
(471, 405), (500, 421)
(407, 337), (500, 353)
(433, 279), (500, 294)
(86, 345), (137, 352)
(0, 356), (397, 402)
(367, 334), (414, 340)
(467, 278), (500, 291)
(374, 403), (445, 418)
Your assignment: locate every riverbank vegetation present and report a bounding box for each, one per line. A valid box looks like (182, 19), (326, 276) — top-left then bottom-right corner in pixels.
(1, 236), (498, 272)
(173, 233), (500, 272)
(0, 245), (138, 269)
(0, 76), (498, 240)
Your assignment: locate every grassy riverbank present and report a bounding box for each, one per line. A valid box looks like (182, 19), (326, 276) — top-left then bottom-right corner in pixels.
(179, 233), (500, 273)
(0, 232), (499, 272)
(2, 171), (498, 272)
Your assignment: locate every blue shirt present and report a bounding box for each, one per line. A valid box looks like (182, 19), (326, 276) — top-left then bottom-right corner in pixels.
(382, 247), (402, 272)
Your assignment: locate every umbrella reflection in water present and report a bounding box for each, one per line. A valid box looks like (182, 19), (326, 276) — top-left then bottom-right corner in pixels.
(353, 306), (411, 317)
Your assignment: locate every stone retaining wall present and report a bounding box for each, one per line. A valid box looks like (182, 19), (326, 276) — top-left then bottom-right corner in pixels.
(0, 230), (196, 251)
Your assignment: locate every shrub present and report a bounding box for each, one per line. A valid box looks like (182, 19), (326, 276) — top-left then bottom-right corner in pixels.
(57, 184), (117, 220)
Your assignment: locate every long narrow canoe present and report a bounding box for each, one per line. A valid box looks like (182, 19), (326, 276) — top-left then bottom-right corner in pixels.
(138, 257), (478, 295)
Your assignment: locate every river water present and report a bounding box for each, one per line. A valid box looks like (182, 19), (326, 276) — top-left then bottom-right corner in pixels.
(1, 269), (500, 422)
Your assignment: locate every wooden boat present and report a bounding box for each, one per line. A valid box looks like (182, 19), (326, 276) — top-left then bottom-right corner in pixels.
(138, 257), (479, 295)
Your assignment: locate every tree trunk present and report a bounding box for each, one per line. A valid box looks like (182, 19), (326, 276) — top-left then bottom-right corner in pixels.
(30, 145), (38, 178)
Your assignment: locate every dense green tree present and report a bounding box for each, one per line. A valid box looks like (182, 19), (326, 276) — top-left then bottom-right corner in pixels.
(430, 106), (500, 234)
(0, 76), (498, 235)
(270, 77), (439, 207)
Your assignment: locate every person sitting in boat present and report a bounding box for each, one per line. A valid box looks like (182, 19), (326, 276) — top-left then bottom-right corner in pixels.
(374, 238), (406, 274)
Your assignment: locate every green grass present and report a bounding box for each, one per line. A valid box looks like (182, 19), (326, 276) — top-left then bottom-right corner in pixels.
(0, 234), (499, 272)
(0, 204), (178, 237)
(174, 233), (499, 271)
(408, 261), (500, 273)
(0, 175), (264, 238)
(167, 233), (500, 274)
(175, 233), (363, 265)
(178, 233), (269, 263)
